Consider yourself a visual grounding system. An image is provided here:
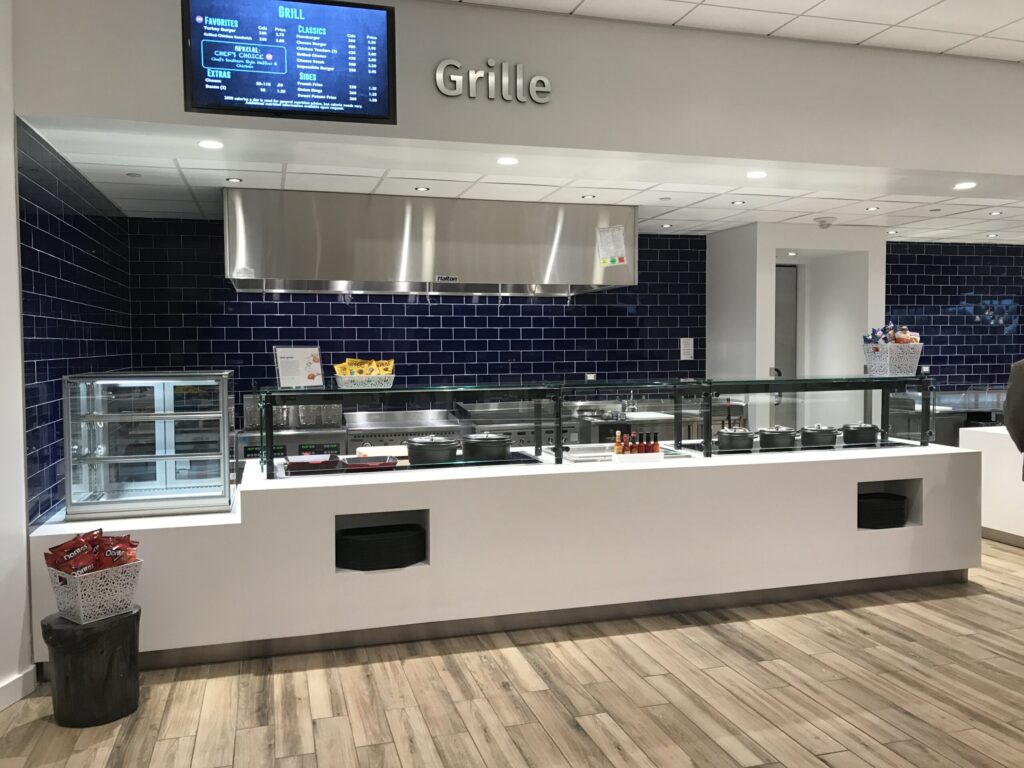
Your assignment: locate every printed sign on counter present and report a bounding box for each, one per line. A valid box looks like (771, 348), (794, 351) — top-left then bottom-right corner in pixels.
(597, 225), (628, 268)
(274, 346), (324, 388)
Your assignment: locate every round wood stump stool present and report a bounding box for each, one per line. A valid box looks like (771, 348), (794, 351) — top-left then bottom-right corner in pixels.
(41, 606), (141, 727)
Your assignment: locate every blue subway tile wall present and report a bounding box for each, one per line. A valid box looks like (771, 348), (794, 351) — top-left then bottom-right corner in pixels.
(18, 122), (132, 524)
(886, 241), (1024, 389)
(130, 221), (707, 397)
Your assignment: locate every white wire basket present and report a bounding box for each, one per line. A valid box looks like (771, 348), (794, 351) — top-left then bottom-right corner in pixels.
(863, 343), (923, 376)
(48, 561), (142, 624)
(335, 374), (395, 390)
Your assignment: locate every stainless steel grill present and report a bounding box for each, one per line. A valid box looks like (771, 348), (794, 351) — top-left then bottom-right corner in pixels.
(344, 410), (466, 452)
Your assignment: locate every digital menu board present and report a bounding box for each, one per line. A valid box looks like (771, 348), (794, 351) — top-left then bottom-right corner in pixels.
(182, 0), (395, 123)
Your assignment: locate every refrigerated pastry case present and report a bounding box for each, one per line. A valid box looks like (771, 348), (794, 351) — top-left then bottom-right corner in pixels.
(64, 372), (232, 519)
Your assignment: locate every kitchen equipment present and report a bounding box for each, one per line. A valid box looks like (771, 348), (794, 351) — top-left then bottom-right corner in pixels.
(406, 435), (459, 465)
(462, 433), (512, 462)
(345, 410), (465, 452)
(800, 424), (839, 449)
(858, 493), (908, 529)
(336, 524), (427, 571)
(340, 456), (398, 472)
(758, 425), (797, 451)
(456, 400), (577, 447)
(842, 423), (880, 446)
(725, 398), (733, 429)
(284, 454), (341, 475)
(717, 427), (755, 452)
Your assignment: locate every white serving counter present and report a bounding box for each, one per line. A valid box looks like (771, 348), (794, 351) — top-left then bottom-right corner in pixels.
(960, 426), (1024, 544)
(28, 444), (981, 663)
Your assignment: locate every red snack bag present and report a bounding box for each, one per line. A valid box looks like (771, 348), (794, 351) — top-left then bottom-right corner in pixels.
(94, 538), (137, 570)
(60, 550), (98, 576)
(81, 529), (104, 553)
(46, 536), (93, 569)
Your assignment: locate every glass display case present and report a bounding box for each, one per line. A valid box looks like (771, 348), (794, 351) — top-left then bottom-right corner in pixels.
(64, 371), (232, 519)
(253, 374), (933, 478)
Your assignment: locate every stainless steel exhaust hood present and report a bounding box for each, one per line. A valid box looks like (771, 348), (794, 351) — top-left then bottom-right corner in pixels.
(224, 188), (637, 296)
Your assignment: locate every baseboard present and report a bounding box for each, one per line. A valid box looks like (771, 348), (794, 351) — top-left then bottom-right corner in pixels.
(983, 527), (1024, 549)
(0, 665), (36, 712)
(110, 569), (964, 671)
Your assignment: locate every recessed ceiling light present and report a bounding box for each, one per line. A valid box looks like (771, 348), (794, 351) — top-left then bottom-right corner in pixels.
(661, 224), (672, 229)
(987, 233), (999, 238)
(225, 177), (243, 183)
(866, 206), (880, 212)
(414, 186), (430, 192)
(731, 200), (746, 206)
(887, 230), (898, 235)
(198, 139), (224, 150)
(954, 181), (977, 191)
(581, 194), (596, 199)
(658, 197), (672, 202)
(746, 170), (768, 180)
(989, 210), (1003, 216)
(125, 172), (142, 178)
(787, 251), (797, 256)
(497, 156), (519, 166)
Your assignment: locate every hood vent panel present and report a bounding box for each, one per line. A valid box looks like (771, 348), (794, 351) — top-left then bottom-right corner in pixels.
(224, 188), (637, 296)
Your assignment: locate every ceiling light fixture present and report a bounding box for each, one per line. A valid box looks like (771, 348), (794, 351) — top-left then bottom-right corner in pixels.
(198, 139), (224, 150)
(658, 197), (672, 202)
(496, 156), (519, 166)
(988, 233), (999, 238)
(731, 200), (746, 206)
(746, 170), (768, 180)
(989, 210), (1003, 216)
(225, 177), (243, 183)
(954, 181), (977, 191)
(414, 186), (430, 192)
(125, 172), (142, 178)
(787, 251), (797, 256)
(866, 206), (879, 212)
(581, 194), (596, 199)
(887, 230), (898, 235)
(661, 224), (672, 229)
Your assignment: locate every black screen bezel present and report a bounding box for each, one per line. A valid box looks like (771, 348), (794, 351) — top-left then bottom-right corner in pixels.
(181, 0), (397, 125)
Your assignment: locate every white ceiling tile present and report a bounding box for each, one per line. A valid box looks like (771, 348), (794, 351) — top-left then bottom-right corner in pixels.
(479, 174), (572, 185)
(946, 36), (1024, 60)
(182, 168), (283, 189)
(689, 193), (791, 209)
(805, 0), (943, 25)
(731, 186), (813, 196)
(639, 220), (704, 233)
(947, 218), (1019, 231)
(541, 187), (641, 204)
(762, 197), (860, 212)
(703, 0), (819, 13)
(651, 182), (737, 194)
(574, 0), (696, 24)
(283, 173), (379, 193)
(571, 179), (656, 190)
(904, 228), (969, 238)
(991, 17), (1024, 41)
(386, 169), (482, 182)
(653, 207), (738, 221)
(123, 209), (205, 220)
(192, 188), (224, 203)
(803, 190), (875, 199)
(97, 183), (193, 201)
(111, 198), (200, 214)
(720, 210), (802, 223)
(374, 178), (473, 197)
(826, 200), (919, 214)
(782, 212), (872, 225)
(854, 214), (931, 226)
(621, 190), (719, 206)
(861, 26), (972, 52)
(77, 164), (184, 185)
(898, 202), (990, 216)
(285, 163), (384, 177)
(944, 197), (1017, 207)
(178, 159), (283, 172)
(675, 5), (793, 34)
(637, 205), (680, 218)
(463, 183), (559, 201)
(902, 0), (1024, 35)
(67, 154), (176, 168)
(466, 0), (580, 11)
(773, 16), (888, 44)
(873, 193), (955, 203)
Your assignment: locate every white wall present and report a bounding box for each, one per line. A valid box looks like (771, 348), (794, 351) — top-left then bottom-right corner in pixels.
(13, 0), (1024, 176)
(706, 224), (765, 380)
(0, 0), (35, 712)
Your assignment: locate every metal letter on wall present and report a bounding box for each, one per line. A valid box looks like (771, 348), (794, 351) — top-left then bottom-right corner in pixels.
(434, 59), (550, 104)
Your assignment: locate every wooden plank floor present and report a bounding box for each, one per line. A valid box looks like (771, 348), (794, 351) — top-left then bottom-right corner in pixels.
(10, 540), (1024, 767)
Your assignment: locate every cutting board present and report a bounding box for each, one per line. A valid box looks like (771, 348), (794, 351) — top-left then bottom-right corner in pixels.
(356, 444), (409, 459)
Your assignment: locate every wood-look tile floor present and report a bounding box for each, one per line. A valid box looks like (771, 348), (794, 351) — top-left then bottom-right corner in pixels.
(10, 541), (1024, 767)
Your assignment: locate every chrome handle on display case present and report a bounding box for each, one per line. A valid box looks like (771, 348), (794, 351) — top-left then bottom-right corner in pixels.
(770, 368), (783, 407)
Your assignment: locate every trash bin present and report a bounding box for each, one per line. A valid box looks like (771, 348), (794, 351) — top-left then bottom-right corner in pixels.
(41, 606), (141, 727)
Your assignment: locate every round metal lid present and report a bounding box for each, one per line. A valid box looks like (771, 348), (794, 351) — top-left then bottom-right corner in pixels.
(718, 427), (753, 435)
(759, 425), (796, 435)
(407, 435), (460, 446)
(464, 432), (512, 444)
(801, 424), (838, 433)
(842, 423), (877, 431)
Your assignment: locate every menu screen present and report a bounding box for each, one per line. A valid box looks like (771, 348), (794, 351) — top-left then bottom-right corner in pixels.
(182, 0), (395, 123)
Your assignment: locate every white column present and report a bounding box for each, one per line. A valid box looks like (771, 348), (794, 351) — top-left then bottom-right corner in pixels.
(0, 0), (36, 711)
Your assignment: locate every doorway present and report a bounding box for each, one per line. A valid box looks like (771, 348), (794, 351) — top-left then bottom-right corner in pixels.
(773, 265), (798, 426)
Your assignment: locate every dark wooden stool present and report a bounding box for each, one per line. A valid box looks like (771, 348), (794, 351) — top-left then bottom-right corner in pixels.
(41, 606), (141, 727)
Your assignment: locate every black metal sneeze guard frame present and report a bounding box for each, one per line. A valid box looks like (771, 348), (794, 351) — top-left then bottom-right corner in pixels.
(256, 374), (934, 477)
